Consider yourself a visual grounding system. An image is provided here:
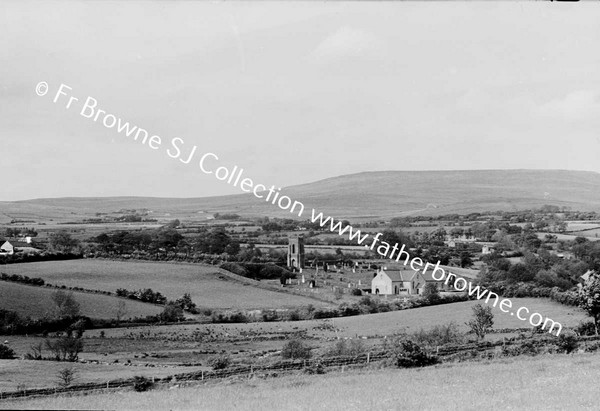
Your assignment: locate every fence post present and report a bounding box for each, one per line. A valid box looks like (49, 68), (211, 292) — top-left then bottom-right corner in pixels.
(367, 352), (370, 364)
(107, 381), (109, 389)
(201, 371), (204, 381)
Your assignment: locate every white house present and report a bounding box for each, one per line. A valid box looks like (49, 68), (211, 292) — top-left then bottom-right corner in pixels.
(0, 241), (14, 255)
(371, 268), (426, 295)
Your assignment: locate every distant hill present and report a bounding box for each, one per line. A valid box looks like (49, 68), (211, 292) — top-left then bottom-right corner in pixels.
(2, 170), (600, 222)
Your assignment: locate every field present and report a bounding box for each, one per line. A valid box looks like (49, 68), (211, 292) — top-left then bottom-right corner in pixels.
(81, 297), (587, 342)
(0, 281), (162, 320)
(0, 260), (330, 310)
(0, 360), (205, 392)
(3, 352), (599, 410)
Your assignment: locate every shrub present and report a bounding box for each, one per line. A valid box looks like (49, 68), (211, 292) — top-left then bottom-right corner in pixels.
(556, 334), (579, 354)
(208, 355), (231, 370)
(287, 310), (302, 321)
(220, 262), (248, 277)
(133, 376), (153, 392)
(350, 288), (362, 296)
(575, 321), (597, 336)
(160, 302), (184, 322)
(303, 361), (325, 375)
(411, 323), (465, 348)
(422, 283), (441, 303)
(325, 339), (365, 357)
(281, 339), (311, 360)
(393, 339), (439, 368)
(0, 344), (16, 359)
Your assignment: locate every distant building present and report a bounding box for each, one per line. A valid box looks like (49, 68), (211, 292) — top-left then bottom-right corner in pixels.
(371, 267), (426, 295)
(482, 245), (494, 255)
(0, 240), (38, 256)
(287, 235), (305, 269)
(0, 240), (14, 255)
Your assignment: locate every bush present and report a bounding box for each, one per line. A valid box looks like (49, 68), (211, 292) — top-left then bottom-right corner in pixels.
(208, 355), (231, 370)
(411, 323), (465, 348)
(281, 339), (311, 360)
(287, 310), (302, 321)
(575, 321), (597, 336)
(350, 288), (362, 296)
(160, 302), (184, 322)
(556, 334), (579, 354)
(133, 376), (154, 392)
(325, 339), (365, 357)
(0, 344), (16, 359)
(303, 361), (325, 375)
(393, 339), (439, 368)
(220, 262), (248, 277)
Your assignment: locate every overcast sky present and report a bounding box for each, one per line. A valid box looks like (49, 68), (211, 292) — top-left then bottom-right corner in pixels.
(1, 2), (600, 201)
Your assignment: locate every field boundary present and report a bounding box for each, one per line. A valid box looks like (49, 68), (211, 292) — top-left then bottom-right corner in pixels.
(4, 334), (600, 401)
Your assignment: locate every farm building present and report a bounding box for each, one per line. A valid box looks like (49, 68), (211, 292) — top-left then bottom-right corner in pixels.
(0, 240), (38, 255)
(371, 267), (426, 295)
(0, 240), (14, 255)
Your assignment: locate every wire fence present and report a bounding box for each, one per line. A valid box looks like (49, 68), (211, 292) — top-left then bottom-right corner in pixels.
(3, 334), (600, 401)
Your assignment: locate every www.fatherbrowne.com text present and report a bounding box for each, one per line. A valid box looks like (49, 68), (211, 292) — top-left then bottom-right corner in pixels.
(39, 81), (562, 336)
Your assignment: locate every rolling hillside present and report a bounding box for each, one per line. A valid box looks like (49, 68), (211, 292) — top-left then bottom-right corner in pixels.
(2, 169), (600, 222)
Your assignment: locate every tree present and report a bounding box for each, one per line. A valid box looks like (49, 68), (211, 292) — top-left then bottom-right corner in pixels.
(459, 252), (473, 268)
(281, 339), (311, 359)
(48, 231), (80, 253)
(46, 334), (84, 361)
(579, 272), (600, 335)
(466, 304), (494, 340)
(422, 283), (441, 304)
(51, 291), (81, 319)
(57, 367), (77, 388)
(174, 293), (197, 312)
(160, 302), (184, 322)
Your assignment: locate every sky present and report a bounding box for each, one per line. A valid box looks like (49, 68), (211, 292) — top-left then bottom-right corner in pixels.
(1, 1), (600, 201)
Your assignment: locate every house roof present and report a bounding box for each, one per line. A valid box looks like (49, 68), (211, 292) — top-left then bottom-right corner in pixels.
(581, 270), (595, 283)
(2, 240), (30, 248)
(380, 269), (418, 282)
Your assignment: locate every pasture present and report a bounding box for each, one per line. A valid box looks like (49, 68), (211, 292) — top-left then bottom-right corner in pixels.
(3, 352), (600, 410)
(0, 260), (329, 310)
(0, 359), (205, 392)
(83, 297), (587, 342)
(0, 281), (162, 320)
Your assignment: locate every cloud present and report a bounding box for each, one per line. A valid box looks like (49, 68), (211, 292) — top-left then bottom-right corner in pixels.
(309, 26), (385, 64)
(537, 90), (600, 121)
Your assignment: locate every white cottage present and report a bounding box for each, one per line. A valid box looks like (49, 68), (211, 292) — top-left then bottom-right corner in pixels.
(371, 268), (426, 296)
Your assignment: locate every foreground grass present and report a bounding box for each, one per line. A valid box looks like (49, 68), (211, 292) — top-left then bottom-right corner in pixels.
(3, 353), (599, 410)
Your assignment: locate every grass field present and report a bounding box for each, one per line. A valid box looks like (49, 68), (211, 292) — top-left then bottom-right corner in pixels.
(0, 260), (328, 310)
(83, 298), (587, 342)
(3, 352), (600, 410)
(0, 360), (205, 392)
(0, 281), (163, 320)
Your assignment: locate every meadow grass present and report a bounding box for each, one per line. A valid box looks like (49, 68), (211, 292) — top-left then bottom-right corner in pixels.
(0, 281), (162, 320)
(81, 297), (586, 342)
(0, 260), (327, 309)
(0, 360), (205, 392)
(3, 352), (599, 410)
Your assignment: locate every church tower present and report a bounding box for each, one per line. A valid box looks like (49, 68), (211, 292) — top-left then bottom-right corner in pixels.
(287, 235), (305, 269)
